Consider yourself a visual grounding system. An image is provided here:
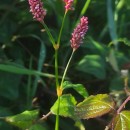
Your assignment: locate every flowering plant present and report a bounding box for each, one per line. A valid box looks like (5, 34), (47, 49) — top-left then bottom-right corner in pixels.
(26, 1), (114, 130)
(0, 0), (130, 130)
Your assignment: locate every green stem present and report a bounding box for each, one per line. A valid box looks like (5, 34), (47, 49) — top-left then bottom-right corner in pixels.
(55, 49), (59, 88)
(80, 0), (91, 17)
(55, 96), (60, 130)
(41, 21), (56, 47)
(57, 12), (67, 46)
(54, 49), (60, 130)
(27, 56), (33, 108)
(60, 49), (75, 87)
(75, 0), (91, 28)
(55, 50), (75, 130)
(54, 12), (68, 130)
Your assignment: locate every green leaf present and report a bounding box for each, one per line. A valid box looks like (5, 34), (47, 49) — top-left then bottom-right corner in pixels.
(108, 38), (130, 47)
(5, 110), (39, 129)
(86, 37), (108, 57)
(113, 111), (130, 130)
(108, 48), (119, 72)
(107, 0), (118, 48)
(51, 94), (77, 118)
(76, 55), (106, 79)
(0, 64), (55, 78)
(63, 81), (89, 98)
(75, 94), (115, 119)
(32, 40), (46, 96)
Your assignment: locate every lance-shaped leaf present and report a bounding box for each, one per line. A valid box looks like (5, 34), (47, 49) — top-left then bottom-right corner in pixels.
(63, 81), (89, 98)
(75, 94), (115, 119)
(51, 94), (77, 118)
(5, 110), (39, 129)
(112, 111), (130, 130)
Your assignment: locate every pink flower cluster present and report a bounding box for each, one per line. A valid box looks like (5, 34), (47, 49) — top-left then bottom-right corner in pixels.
(64, 0), (74, 12)
(28, 0), (46, 22)
(70, 16), (88, 50)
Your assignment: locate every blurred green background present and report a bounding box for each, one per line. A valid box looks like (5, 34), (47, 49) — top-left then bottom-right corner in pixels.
(0, 0), (130, 129)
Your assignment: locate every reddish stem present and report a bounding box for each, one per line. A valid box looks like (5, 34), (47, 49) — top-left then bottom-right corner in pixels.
(117, 96), (130, 114)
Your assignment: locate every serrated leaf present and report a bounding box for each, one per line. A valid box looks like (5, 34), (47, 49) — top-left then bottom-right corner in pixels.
(75, 94), (115, 119)
(5, 110), (39, 129)
(51, 94), (77, 118)
(63, 81), (89, 98)
(76, 55), (106, 79)
(112, 111), (130, 130)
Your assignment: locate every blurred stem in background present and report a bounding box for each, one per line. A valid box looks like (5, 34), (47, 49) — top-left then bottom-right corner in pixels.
(80, 0), (91, 17)
(27, 56), (33, 108)
(75, 0), (91, 25)
(107, 0), (125, 50)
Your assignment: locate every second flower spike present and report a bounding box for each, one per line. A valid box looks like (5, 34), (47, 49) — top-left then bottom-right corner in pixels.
(70, 16), (88, 51)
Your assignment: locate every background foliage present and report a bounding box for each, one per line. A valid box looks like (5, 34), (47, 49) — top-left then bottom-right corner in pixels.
(0, 0), (130, 130)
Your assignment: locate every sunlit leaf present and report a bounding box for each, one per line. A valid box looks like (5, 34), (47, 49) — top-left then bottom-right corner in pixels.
(51, 94), (77, 118)
(75, 94), (115, 119)
(63, 81), (89, 98)
(5, 110), (39, 129)
(112, 111), (130, 130)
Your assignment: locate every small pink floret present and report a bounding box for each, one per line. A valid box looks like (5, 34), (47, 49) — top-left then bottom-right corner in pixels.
(64, 0), (74, 12)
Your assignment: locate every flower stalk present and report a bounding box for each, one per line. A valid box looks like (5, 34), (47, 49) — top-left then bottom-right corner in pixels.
(57, 12), (67, 46)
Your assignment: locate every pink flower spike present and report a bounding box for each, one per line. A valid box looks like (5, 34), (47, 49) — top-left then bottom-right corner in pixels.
(70, 16), (88, 50)
(28, 0), (46, 22)
(64, 0), (74, 12)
